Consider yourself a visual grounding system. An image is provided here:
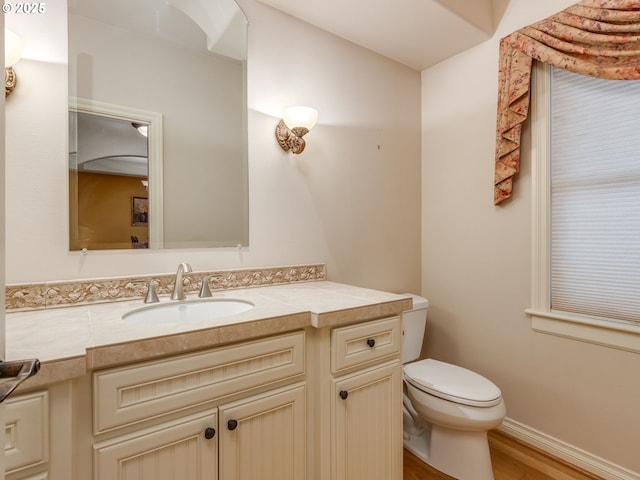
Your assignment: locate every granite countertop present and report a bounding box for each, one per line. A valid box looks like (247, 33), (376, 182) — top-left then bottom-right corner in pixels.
(6, 281), (412, 390)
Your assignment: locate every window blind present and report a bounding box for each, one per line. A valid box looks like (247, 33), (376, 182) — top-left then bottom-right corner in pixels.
(550, 67), (640, 325)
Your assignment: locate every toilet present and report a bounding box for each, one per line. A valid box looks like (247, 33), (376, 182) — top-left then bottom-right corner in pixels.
(402, 295), (506, 480)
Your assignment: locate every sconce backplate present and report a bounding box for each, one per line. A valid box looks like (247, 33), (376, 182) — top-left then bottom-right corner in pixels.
(275, 120), (307, 154)
(5, 67), (16, 97)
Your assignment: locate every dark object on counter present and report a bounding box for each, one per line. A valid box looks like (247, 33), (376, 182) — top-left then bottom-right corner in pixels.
(0, 358), (40, 403)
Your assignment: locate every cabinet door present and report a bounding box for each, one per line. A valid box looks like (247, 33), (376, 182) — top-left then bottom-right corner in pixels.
(332, 361), (402, 480)
(219, 384), (305, 480)
(94, 410), (218, 480)
(5, 391), (48, 476)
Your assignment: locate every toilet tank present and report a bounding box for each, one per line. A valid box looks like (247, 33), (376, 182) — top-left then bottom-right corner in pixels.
(402, 294), (429, 364)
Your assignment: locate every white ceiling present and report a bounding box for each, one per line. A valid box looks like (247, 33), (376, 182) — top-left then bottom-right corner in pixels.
(256, 0), (496, 71)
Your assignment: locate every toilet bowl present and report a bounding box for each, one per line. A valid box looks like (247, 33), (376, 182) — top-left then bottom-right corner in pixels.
(402, 295), (506, 480)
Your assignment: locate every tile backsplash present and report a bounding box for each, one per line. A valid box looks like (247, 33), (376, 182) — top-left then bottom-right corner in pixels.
(6, 264), (326, 311)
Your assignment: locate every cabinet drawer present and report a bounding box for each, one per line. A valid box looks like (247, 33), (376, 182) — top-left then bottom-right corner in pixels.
(94, 331), (305, 434)
(331, 316), (401, 373)
(5, 391), (49, 474)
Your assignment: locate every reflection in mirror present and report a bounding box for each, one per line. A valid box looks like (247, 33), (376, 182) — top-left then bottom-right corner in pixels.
(68, 0), (249, 250)
(70, 112), (149, 250)
(69, 98), (163, 250)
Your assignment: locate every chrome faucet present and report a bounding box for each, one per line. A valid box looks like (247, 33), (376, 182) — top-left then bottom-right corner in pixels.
(171, 263), (193, 300)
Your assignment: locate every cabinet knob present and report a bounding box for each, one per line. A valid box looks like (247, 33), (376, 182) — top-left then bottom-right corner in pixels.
(227, 419), (238, 431)
(366, 338), (376, 348)
(339, 390), (349, 400)
(204, 427), (216, 439)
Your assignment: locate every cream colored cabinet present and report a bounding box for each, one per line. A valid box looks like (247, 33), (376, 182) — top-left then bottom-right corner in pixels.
(94, 409), (218, 480)
(329, 317), (403, 480)
(219, 384), (306, 480)
(5, 391), (49, 480)
(5, 383), (73, 480)
(94, 383), (305, 480)
(332, 362), (402, 480)
(92, 331), (306, 480)
(12, 314), (406, 480)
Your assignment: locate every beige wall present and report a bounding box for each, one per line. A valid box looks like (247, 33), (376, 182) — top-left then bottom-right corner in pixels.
(5, 0), (422, 295)
(422, 0), (640, 474)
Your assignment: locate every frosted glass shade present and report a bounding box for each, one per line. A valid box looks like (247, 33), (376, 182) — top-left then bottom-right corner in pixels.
(5, 30), (23, 67)
(282, 106), (318, 131)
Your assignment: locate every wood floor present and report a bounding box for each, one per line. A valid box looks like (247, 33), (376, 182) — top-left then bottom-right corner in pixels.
(403, 430), (603, 480)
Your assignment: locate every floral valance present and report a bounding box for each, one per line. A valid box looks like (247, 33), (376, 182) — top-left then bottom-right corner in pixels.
(494, 0), (640, 205)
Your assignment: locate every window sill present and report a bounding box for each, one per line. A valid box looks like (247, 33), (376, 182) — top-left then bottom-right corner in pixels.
(525, 309), (640, 354)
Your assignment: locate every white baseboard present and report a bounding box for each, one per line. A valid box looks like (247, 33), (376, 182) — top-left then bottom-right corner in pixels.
(499, 418), (640, 480)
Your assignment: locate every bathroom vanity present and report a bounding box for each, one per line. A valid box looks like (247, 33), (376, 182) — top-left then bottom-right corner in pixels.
(4, 281), (411, 480)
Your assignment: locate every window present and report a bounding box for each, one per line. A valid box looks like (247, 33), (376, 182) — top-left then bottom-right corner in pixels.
(528, 62), (640, 353)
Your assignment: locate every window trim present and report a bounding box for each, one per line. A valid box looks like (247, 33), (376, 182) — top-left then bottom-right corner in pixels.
(527, 62), (640, 354)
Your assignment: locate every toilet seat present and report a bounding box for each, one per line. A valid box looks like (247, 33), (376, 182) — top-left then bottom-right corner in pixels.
(404, 359), (502, 407)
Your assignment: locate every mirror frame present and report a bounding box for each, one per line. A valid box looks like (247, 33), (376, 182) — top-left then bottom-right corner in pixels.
(69, 97), (164, 249)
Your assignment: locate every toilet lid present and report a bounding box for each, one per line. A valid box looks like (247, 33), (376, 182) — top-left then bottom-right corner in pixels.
(404, 359), (502, 407)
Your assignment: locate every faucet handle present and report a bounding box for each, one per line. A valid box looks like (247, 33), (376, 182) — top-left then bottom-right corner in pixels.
(134, 280), (160, 303)
(199, 274), (223, 298)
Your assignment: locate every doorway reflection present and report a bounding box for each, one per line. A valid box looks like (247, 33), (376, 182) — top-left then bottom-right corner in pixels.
(69, 112), (150, 250)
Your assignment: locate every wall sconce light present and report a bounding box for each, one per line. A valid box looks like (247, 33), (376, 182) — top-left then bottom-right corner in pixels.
(5, 29), (23, 97)
(275, 106), (318, 154)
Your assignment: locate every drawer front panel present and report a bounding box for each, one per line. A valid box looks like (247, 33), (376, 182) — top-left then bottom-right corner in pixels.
(94, 331), (305, 433)
(5, 391), (49, 474)
(331, 317), (401, 373)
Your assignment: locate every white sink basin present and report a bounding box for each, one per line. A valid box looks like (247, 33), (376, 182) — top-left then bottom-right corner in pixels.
(124, 298), (254, 324)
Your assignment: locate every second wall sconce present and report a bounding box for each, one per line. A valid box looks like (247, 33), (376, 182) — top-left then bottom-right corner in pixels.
(275, 106), (318, 154)
(5, 29), (23, 97)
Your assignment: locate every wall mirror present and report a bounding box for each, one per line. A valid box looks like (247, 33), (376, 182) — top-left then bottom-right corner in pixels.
(68, 0), (249, 250)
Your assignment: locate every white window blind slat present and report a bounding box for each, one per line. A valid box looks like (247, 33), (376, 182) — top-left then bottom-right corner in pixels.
(550, 67), (640, 325)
